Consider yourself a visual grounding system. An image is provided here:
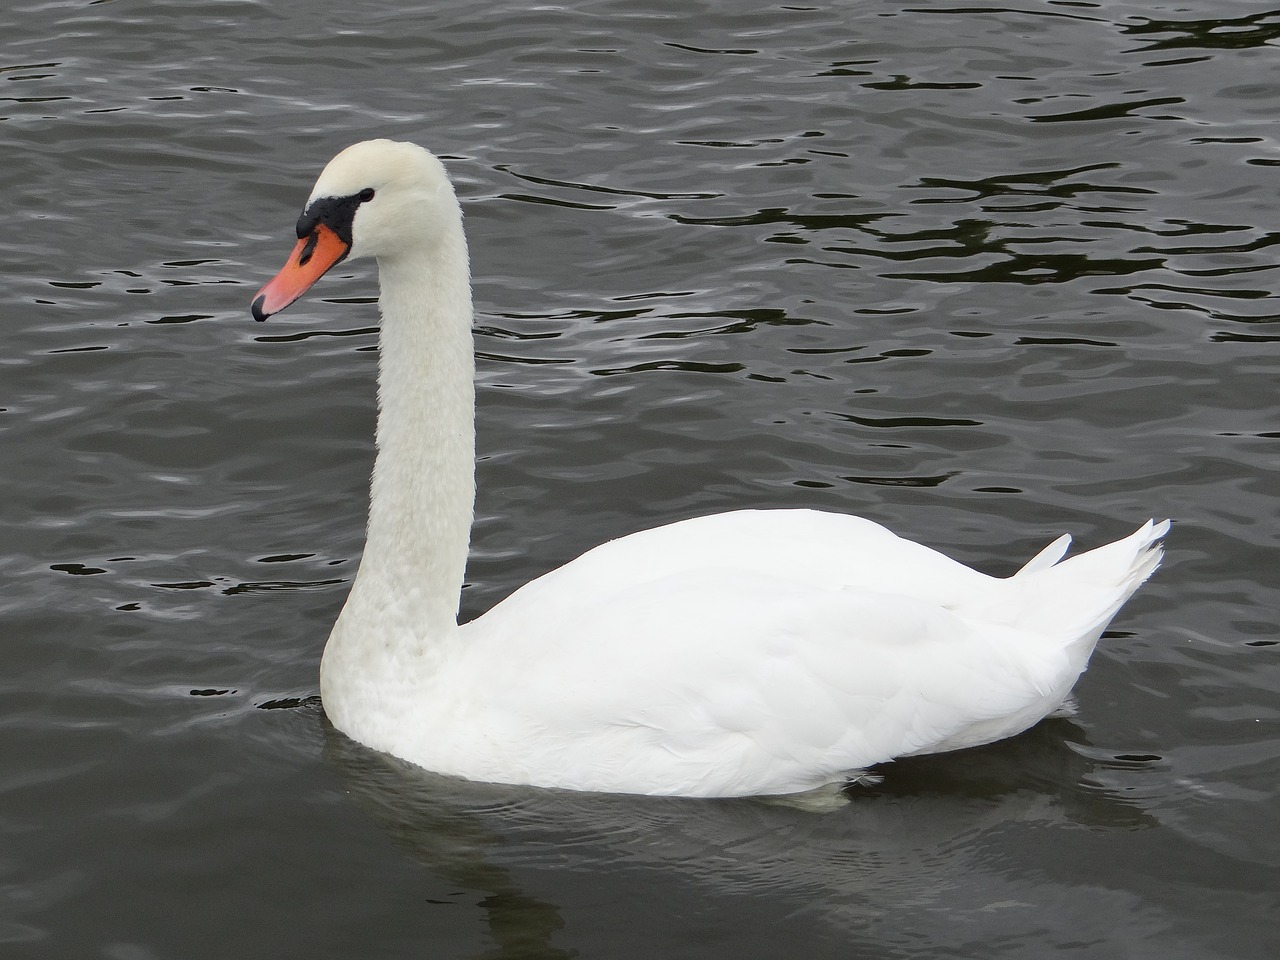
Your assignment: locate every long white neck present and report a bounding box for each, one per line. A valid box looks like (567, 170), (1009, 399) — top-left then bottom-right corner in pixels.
(320, 214), (475, 733)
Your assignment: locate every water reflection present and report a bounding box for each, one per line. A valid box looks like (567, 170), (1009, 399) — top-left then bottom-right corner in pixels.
(325, 716), (1154, 956)
(1120, 10), (1280, 53)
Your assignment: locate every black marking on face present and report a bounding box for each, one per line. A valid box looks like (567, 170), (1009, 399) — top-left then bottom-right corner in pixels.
(296, 230), (320, 267)
(295, 188), (376, 245)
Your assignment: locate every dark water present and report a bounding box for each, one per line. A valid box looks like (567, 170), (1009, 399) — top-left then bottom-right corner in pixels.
(3, 1), (1278, 957)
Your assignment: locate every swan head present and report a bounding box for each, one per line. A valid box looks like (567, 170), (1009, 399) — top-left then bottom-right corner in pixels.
(251, 139), (458, 321)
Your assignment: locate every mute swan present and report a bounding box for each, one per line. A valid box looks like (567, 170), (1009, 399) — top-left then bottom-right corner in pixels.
(251, 139), (1167, 798)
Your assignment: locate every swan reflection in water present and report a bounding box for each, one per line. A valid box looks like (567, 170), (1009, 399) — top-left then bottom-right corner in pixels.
(321, 714), (1158, 958)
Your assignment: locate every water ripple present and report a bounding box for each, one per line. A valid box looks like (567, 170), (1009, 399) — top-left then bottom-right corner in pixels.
(3, 0), (1278, 957)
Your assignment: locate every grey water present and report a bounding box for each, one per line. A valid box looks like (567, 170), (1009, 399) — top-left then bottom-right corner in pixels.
(3, 1), (1278, 957)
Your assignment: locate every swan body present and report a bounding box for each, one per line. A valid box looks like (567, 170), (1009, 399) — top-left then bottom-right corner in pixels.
(252, 140), (1167, 798)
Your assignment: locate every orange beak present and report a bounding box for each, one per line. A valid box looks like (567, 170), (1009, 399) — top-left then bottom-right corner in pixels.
(251, 222), (351, 321)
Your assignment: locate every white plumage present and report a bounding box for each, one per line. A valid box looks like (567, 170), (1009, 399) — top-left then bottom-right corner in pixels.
(252, 139), (1167, 798)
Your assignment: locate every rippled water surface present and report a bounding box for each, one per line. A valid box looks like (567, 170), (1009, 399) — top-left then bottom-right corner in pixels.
(3, 1), (1279, 957)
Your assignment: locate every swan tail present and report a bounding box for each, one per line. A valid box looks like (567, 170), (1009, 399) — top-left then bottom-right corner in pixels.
(1010, 519), (1169, 651)
(1014, 533), (1072, 575)
(1046, 695), (1078, 719)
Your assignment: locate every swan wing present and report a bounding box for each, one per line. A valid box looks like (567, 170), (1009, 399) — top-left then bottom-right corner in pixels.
(444, 570), (1061, 797)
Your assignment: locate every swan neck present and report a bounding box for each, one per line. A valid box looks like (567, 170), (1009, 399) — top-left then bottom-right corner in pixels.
(345, 228), (475, 639)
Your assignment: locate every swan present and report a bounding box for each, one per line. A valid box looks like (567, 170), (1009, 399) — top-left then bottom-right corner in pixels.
(250, 139), (1168, 798)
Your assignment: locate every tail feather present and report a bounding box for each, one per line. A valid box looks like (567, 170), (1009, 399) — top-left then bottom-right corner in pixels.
(970, 520), (1168, 654)
(938, 521), (1168, 750)
(1016, 518), (1169, 648)
(1048, 519), (1167, 594)
(1015, 533), (1072, 575)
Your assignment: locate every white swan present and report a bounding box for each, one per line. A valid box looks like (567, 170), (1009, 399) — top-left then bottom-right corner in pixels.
(251, 139), (1168, 798)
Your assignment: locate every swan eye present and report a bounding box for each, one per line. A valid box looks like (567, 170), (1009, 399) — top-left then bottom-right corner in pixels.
(359, 187), (375, 202)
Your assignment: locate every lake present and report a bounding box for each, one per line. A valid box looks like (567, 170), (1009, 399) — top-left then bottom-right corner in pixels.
(2, 1), (1278, 957)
